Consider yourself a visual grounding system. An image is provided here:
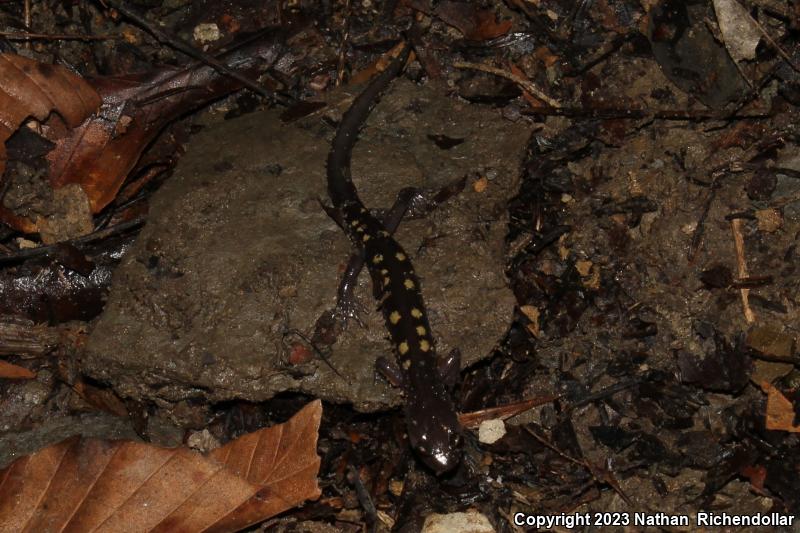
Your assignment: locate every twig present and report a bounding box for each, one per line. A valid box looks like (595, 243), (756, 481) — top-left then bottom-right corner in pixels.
(347, 466), (378, 533)
(283, 328), (345, 380)
(688, 179), (719, 263)
(0, 31), (120, 41)
(0, 217), (145, 266)
(730, 217), (755, 323)
(749, 14), (800, 73)
(458, 395), (559, 429)
(335, 0), (352, 86)
(522, 105), (770, 121)
(23, 0), (31, 49)
(567, 378), (641, 409)
(524, 425), (632, 505)
(100, 0), (286, 104)
(453, 60), (560, 108)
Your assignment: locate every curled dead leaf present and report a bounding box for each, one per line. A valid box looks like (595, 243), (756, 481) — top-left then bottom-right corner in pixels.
(0, 54), (99, 176)
(0, 53), (100, 233)
(46, 34), (284, 215)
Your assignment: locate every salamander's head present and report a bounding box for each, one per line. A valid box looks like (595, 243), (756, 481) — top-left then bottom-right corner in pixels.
(405, 390), (462, 474)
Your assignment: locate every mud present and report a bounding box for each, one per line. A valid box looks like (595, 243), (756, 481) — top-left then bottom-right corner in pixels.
(83, 79), (527, 412)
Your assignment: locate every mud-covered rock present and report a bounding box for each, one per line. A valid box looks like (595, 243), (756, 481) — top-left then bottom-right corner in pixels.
(83, 79), (527, 411)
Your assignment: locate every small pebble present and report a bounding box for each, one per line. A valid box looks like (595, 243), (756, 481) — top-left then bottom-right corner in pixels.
(422, 511), (495, 533)
(478, 418), (506, 445)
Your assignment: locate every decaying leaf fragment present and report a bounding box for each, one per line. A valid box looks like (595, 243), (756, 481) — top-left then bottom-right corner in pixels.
(712, 0), (762, 63)
(0, 53), (100, 236)
(0, 34), (284, 236)
(0, 54), (100, 177)
(761, 382), (800, 433)
(0, 359), (35, 379)
(0, 400), (322, 532)
(46, 35), (284, 214)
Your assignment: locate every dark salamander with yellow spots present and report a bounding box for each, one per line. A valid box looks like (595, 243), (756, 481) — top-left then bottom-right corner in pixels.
(326, 43), (462, 473)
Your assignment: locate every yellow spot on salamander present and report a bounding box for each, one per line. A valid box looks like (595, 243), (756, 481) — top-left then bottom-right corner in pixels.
(372, 254), (383, 264)
(403, 359), (412, 369)
(416, 325), (426, 336)
(396, 252), (406, 261)
(383, 276), (391, 286)
(404, 278), (415, 290)
(420, 339), (431, 352)
(356, 226), (365, 233)
(398, 342), (409, 355)
(411, 308), (422, 318)
(362, 234), (371, 242)
(389, 311), (401, 324)
(350, 219), (360, 227)
(380, 269), (389, 275)
(380, 231), (389, 237)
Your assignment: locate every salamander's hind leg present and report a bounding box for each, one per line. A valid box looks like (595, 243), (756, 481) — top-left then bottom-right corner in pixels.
(325, 189), (416, 326)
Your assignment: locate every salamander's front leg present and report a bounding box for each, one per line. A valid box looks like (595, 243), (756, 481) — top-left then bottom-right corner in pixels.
(375, 355), (404, 388)
(334, 251), (368, 325)
(334, 188), (416, 315)
(438, 348), (461, 392)
(328, 178), (467, 324)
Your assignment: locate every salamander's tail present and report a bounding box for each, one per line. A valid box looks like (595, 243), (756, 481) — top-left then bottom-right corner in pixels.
(326, 43), (411, 209)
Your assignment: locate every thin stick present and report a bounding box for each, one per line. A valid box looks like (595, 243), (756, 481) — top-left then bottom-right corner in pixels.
(23, 0), (31, 49)
(453, 60), (560, 108)
(749, 15), (800, 73)
(335, 0), (352, 86)
(101, 0), (282, 103)
(523, 105), (770, 121)
(0, 31), (120, 41)
(458, 395), (559, 429)
(0, 218), (145, 266)
(730, 217), (755, 323)
(688, 181), (718, 263)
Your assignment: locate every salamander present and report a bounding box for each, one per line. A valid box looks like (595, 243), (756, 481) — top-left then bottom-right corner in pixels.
(326, 43), (462, 473)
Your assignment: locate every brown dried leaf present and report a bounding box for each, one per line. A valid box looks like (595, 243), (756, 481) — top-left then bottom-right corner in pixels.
(206, 400), (323, 532)
(508, 62), (544, 108)
(0, 54), (99, 177)
(468, 9), (513, 41)
(0, 400), (322, 532)
(0, 54), (100, 235)
(761, 381), (800, 433)
(349, 43), (412, 85)
(0, 359), (35, 379)
(72, 379), (129, 418)
(433, 1), (512, 41)
(46, 34), (284, 215)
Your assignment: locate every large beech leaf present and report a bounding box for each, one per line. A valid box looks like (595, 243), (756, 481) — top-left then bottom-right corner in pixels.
(0, 400), (322, 532)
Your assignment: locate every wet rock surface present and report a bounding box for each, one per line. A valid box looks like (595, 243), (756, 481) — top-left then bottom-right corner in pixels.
(83, 79), (527, 411)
